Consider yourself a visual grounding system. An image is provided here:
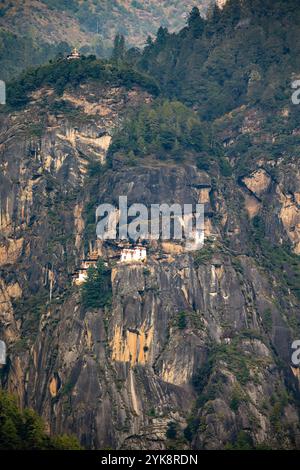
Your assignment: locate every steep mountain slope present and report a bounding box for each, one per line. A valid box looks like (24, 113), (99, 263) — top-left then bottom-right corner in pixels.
(0, 69), (300, 449)
(138, 0), (300, 120)
(0, 0), (212, 43)
(0, 0), (300, 451)
(0, 0), (213, 80)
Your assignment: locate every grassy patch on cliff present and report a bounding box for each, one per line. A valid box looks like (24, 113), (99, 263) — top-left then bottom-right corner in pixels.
(193, 245), (215, 267)
(191, 339), (270, 409)
(251, 214), (300, 306)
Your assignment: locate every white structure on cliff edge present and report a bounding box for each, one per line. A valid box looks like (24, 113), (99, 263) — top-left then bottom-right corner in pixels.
(216, 0), (227, 8)
(73, 262), (91, 285)
(120, 246), (147, 263)
(73, 250), (99, 285)
(67, 48), (81, 61)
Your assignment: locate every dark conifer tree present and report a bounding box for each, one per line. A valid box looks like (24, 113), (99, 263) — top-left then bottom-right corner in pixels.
(187, 6), (205, 38)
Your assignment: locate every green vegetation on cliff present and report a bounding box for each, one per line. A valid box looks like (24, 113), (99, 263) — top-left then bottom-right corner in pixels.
(0, 28), (71, 82)
(0, 1), (210, 80)
(6, 55), (159, 109)
(251, 215), (300, 304)
(0, 390), (81, 450)
(138, 0), (300, 120)
(109, 99), (207, 161)
(81, 259), (112, 310)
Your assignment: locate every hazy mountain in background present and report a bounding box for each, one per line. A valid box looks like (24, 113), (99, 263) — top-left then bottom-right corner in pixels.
(0, 0), (215, 80)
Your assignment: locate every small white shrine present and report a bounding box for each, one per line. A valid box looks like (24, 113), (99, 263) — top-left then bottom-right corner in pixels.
(73, 267), (89, 285)
(73, 253), (98, 286)
(0, 340), (6, 366)
(67, 48), (81, 61)
(120, 246), (147, 263)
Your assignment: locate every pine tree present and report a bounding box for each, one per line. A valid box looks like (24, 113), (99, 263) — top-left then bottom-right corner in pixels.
(81, 259), (112, 309)
(156, 27), (169, 46)
(0, 390), (81, 449)
(187, 7), (205, 38)
(112, 34), (126, 63)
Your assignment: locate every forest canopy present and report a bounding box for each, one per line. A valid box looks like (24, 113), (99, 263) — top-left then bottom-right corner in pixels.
(138, 0), (300, 120)
(108, 99), (208, 162)
(6, 55), (159, 108)
(0, 390), (81, 450)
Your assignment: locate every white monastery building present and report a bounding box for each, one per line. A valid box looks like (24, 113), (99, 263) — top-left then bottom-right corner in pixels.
(120, 246), (147, 263)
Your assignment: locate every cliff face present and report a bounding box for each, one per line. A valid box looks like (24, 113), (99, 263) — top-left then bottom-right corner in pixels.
(1, 82), (300, 449)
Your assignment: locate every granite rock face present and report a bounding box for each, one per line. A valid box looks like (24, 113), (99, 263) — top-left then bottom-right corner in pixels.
(0, 82), (300, 449)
